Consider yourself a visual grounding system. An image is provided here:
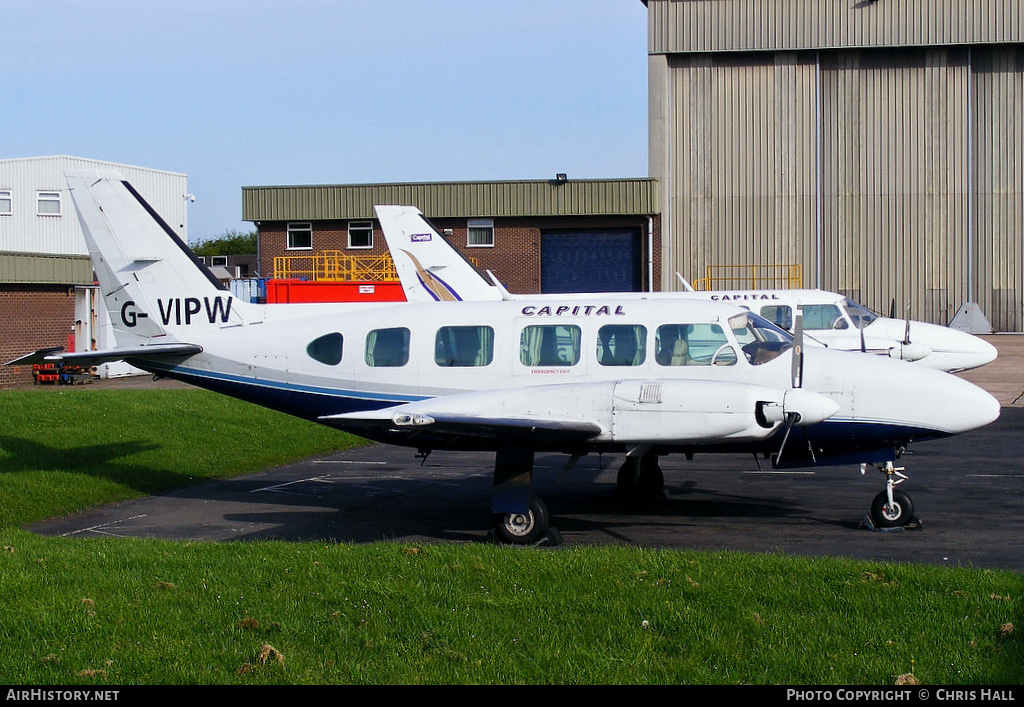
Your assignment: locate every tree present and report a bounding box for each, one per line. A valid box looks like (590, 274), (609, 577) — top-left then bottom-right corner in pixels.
(191, 229), (257, 257)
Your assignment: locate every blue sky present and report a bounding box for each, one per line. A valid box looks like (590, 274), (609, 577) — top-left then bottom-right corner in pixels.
(5, 1), (650, 242)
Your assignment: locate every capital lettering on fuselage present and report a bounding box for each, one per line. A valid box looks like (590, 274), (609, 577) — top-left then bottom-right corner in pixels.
(521, 304), (626, 317)
(156, 296), (233, 326)
(709, 293), (781, 302)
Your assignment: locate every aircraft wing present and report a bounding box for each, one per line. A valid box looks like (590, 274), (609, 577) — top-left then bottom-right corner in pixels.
(324, 407), (603, 445)
(320, 379), (840, 449)
(6, 342), (203, 368)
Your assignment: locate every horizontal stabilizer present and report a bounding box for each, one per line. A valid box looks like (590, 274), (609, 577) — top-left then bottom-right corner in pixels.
(6, 342), (202, 368)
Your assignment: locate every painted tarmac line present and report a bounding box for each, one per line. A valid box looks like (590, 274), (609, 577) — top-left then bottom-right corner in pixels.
(58, 514), (148, 538)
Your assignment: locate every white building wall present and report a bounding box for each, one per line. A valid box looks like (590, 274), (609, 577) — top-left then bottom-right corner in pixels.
(0, 155), (188, 256)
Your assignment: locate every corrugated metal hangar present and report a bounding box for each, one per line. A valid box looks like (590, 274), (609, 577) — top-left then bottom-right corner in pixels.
(647, 0), (1024, 331)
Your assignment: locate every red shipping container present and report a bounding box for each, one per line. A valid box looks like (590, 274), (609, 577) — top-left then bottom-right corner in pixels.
(265, 280), (407, 304)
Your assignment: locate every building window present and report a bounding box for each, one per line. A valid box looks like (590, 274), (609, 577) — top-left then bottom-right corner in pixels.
(348, 221), (373, 249)
(287, 222), (312, 250)
(0, 190), (11, 215)
(37, 191), (61, 216)
(467, 218), (494, 247)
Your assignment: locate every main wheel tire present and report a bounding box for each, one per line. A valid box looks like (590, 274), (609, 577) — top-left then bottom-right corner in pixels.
(870, 490), (915, 528)
(616, 458), (638, 491)
(617, 457), (665, 500)
(494, 496), (550, 545)
(637, 456), (665, 496)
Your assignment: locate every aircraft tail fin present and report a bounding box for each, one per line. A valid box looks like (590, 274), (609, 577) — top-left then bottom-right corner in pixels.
(65, 170), (249, 345)
(375, 205), (502, 302)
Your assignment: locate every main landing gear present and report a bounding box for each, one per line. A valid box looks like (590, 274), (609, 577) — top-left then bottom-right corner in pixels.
(493, 494), (553, 545)
(861, 461), (919, 530)
(489, 445), (561, 546)
(615, 453), (669, 502)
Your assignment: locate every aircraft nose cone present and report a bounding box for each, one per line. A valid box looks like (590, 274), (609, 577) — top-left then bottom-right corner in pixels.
(946, 375), (1001, 433)
(907, 324), (998, 372)
(810, 348), (1000, 437)
(958, 334), (998, 370)
(910, 367), (1002, 435)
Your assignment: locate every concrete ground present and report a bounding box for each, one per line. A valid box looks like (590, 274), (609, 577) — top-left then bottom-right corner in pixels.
(957, 334), (1024, 407)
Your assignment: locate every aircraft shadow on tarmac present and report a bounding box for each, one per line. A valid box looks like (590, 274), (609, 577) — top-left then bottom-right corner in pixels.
(25, 409), (1024, 571)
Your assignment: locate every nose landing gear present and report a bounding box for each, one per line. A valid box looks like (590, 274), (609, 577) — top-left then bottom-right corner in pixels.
(861, 461), (920, 530)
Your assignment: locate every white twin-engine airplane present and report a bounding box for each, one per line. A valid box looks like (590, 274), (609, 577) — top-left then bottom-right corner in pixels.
(376, 205), (997, 374)
(7, 172), (1001, 545)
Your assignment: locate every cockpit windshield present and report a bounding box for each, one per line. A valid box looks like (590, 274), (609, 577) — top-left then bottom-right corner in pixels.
(728, 312), (794, 365)
(842, 298), (878, 329)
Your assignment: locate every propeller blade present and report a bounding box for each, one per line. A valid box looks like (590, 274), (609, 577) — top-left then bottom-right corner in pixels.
(775, 412), (798, 465)
(791, 308), (804, 389)
(903, 302), (912, 345)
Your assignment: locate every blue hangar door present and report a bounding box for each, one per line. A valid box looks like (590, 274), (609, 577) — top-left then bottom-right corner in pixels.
(540, 229), (642, 293)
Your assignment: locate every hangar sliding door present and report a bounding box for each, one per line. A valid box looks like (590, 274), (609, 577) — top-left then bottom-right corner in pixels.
(540, 229), (642, 293)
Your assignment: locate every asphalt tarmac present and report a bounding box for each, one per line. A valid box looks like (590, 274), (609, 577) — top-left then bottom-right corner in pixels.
(28, 335), (1024, 572)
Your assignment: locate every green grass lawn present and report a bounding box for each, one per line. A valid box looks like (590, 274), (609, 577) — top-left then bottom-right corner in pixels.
(1, 386), (1021, 685)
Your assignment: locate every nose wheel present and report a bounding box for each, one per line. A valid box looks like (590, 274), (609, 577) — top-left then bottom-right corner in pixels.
(861, 461), (919, 529)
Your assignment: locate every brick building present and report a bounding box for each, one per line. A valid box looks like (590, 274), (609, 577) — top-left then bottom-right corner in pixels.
(0, 156), (189, 388)
(243, 178), (661, 297)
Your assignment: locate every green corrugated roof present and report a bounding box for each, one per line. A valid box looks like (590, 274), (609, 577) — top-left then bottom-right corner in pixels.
(0, 252), (93, 285)
(242, 178), (659, 221)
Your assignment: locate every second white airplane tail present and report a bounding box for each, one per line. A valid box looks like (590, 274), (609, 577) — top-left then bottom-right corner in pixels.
(374, 205), (502, 302)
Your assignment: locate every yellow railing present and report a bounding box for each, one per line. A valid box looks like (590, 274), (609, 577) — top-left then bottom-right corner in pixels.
(274, 251), (399, 282)
(690, 264), (803, 291)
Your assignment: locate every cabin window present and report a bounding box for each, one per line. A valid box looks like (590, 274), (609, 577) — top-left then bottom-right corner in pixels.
(597, 324), (646, 366)
(435, 326), (494, 367)
(365, 327), (410, 367)
(307, 332), (344, 366)
(655, 323), (736, 366)
(802, 304), (848, 330)
(0, 190), (11, 215)
(842, 298), (877, 328)
(287, 222), (313, 250)
(520, 324), (581, 367)
(760, 305), (793, 331)
(730, 312), (793, 365)
(348, 221), (373, 249)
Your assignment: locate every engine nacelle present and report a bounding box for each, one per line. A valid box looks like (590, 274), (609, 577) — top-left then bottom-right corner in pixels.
(607, 380), (838, 444)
